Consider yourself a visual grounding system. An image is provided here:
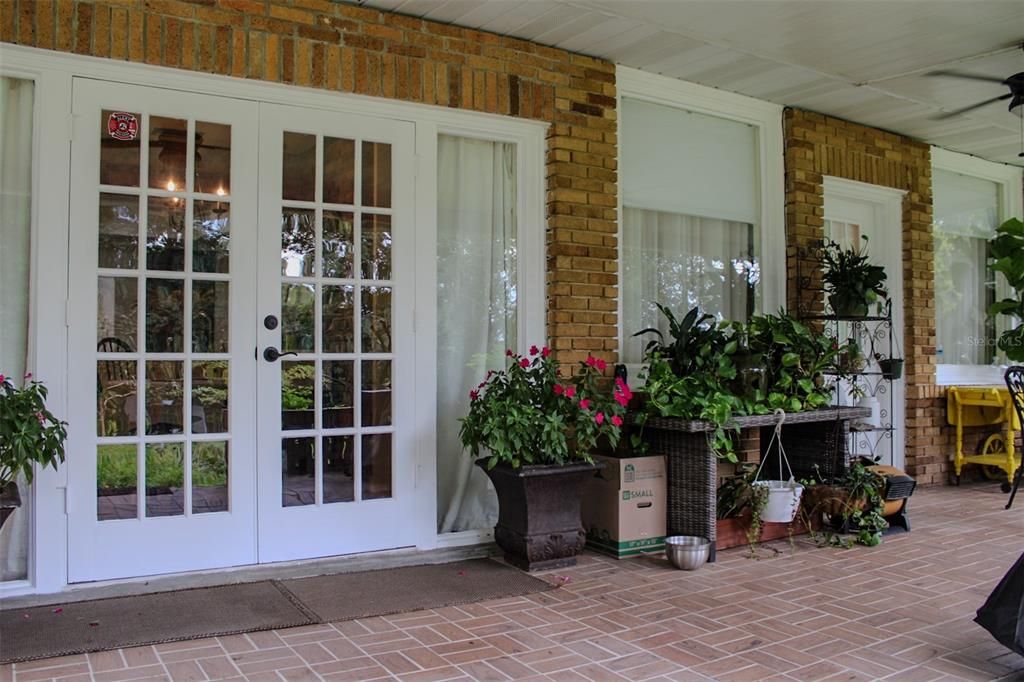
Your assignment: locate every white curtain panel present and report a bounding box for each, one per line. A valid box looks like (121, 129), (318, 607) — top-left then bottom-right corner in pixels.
(621, 207), (755, 364)
(436, 135), (517, 533)
(934, 232), (988, 364)
(0, 76), (35, 582)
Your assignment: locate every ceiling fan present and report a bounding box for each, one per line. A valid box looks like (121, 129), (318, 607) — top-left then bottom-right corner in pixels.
(927, 69), (1024, 119)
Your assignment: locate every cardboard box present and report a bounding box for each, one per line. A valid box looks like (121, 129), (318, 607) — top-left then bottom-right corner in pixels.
(582, 454), (667, 558)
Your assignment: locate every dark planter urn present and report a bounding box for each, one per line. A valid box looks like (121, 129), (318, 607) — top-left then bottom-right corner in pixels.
(477, 459), (602, 572)
(0, 481), (22, 531)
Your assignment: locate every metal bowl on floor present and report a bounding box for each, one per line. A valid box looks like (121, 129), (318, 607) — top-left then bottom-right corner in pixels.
(665, 535), (710, 570)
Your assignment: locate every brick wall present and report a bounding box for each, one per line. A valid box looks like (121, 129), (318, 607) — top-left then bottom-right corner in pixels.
(783, 109), (945, 483)
(0, 0), (619, 367)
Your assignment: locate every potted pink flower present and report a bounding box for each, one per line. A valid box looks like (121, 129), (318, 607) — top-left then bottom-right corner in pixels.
(459, 347), (631, 570)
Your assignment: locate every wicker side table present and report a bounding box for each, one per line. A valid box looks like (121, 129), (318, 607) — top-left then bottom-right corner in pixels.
(641, 406), (870, 563)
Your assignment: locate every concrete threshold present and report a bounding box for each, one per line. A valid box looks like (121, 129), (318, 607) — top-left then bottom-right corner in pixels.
(3, 543), (497, 609)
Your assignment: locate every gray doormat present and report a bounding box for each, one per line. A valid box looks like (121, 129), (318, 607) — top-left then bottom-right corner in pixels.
(0, 559), (551, 663)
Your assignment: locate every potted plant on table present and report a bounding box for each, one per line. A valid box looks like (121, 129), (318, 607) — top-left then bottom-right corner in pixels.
(0, 374), (68, 529)
(459, 346), (631, 571)
(821, 236), (889, 318)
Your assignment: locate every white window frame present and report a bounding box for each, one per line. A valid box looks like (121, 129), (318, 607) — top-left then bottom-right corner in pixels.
(932, 147), (1023, 386)
(615, 66), (784, 376)
(0, 42), (546, 596)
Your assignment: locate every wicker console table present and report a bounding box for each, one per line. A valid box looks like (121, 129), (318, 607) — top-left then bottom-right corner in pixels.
(642, 406), (871, 562)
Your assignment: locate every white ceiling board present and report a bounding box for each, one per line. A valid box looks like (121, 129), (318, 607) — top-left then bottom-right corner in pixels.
(362, 0), (1024, 166)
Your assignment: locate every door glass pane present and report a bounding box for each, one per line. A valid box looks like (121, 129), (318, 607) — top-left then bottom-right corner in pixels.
(98, 276), (138, 350)
(97, 444), (138, 520)
(101, 109), (141, 187)
(192, 441), (228, 514)
(282, 209), (316, 276)
(195, 121), (231, 196)
(323, 436), (354, 503)
(283, 132), (315, 202)
(192, 361), (228, 433)
(323, 360), (353, 428)
(362, 434), (391, 499)
(361, 360), (391, 427)
(145, 443), (185, 517)
(360, 214), (391, 280)
(282, 361), (315, 430)
(323, 137), (355, 205)
(99, 193), (140, 269)
(282, 437), (315, 506)
(146, 279), (184, 352)
(361, 141), (391, 208)
(282, 283), (315, 352)
(193, 281), (229, 353)
(148, 116), (188, 191)
(323, 285), (354, 353)
(146, 197), (187, 271)
(193, 201), (230, 273)
(323, 211), (354, 278)
(361, 286), (391, 353)
(97, 361), (137, 436)
(146, 360), (183, 435)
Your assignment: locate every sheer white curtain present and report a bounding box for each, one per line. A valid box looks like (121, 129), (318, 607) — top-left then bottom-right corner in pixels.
(621, 207), (755, 364)
(0, 76), (35, 582)
(436, 135), (517, 533)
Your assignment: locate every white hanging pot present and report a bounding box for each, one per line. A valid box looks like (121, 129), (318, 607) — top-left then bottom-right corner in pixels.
(753, 480), (805, 523)
(857, 395), (881, 428)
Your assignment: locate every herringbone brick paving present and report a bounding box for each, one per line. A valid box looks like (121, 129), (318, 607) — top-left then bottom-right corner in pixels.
(3, 484), (1023, 681)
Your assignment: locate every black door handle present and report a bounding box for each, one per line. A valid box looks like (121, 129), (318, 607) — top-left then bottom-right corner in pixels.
(263, 346), (298, 362)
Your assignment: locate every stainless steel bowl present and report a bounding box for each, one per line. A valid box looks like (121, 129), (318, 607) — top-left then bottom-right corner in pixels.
(665, 535), (710, 570)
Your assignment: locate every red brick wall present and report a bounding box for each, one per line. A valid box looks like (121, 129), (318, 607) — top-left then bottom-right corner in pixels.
(0, 0), (619, 366)
(783, 109), (945, 483)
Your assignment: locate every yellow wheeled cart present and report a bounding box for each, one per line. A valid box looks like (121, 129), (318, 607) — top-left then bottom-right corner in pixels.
(947, 386), (1022, 491)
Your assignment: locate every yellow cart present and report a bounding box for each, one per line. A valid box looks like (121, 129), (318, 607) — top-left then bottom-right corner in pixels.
(947, 386), (1022, 491)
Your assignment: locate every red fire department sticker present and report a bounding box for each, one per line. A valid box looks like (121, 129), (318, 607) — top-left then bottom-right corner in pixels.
(107, 112), (139, 141)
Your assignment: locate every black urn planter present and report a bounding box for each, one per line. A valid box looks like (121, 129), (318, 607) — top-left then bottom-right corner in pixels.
(0, 481), (22, 531)
(477, 459), (602, 572)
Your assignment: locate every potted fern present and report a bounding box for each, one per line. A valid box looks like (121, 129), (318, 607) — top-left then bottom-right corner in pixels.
(0, 374), (68, 529)
(821, 237), (889, 318)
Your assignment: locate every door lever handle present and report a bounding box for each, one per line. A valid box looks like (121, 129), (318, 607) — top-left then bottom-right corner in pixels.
(263, 346), (298, 362)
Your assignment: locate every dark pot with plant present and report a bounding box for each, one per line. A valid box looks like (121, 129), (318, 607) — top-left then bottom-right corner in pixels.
(821, 237), (888, 318)
(459, 347), (631, 571)
(0, 373), (68, 529)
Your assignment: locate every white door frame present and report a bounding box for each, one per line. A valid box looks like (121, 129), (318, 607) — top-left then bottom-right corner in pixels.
(823, 176), (907, 470)
(0, 43), (547, 597)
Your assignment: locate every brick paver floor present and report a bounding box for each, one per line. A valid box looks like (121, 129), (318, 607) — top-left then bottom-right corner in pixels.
(3, 483), (1023, 681)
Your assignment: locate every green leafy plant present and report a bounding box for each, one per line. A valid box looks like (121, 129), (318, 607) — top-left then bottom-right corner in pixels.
(635, 305), (734, 378)
(801, 461), (887, 547)
(821, 237), (888, 317)
(459, 347), (631, 469)
(0, 374), (68, 487)
(987, 217), (1024, 360)
(716, 466), (769, 553)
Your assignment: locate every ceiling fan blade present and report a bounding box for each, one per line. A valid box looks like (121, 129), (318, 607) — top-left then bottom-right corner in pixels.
(925, 70), (1008, 84)
(931, 94), (1013, 120)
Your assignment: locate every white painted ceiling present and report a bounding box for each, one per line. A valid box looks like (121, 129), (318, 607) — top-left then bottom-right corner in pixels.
(361, 0), (1024, 167)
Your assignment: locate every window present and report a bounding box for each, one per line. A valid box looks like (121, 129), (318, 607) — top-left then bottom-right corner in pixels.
(932, 147), (1023, 381)
(617, 69), (783, 365)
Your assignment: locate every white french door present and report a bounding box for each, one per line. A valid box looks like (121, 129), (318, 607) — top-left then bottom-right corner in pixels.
(255, 105), (417, 562)
(824, 178), (906, 470)
(67, 80), (260, 581)
(67, 80), (419, 581)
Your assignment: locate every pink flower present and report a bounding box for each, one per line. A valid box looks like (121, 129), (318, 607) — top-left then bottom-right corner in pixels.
(529, 345), (539, 356)
(578, 398), (591, 410)
(35, 411), (46, 425)
(564, 386), (576, 398)
(595, 358), (607, 372)
(595, 412), (605, 425)
(0, 374), (5, 383)
(542, 346), (551, 358)
(23, 372), (32, 379)
(585, 356), (597, 367)
(469, 389), (479, 401)
(506, 349), (514, 357)
(519, 358), (529, 368)
(553, 384), (564, 396)
(611, 415), (623, 427)
(614, 392), (630, 407)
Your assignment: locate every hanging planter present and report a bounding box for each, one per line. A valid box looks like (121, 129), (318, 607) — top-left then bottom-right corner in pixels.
(751, 411), (804, 524)
(878, 358), (904, 380)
